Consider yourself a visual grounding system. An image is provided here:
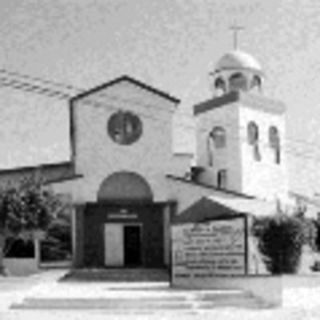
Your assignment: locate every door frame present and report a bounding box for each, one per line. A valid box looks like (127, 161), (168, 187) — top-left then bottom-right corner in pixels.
(103, 222), (143, 268)
(123, 223), (143, 267)
(104, 223), (124, 267)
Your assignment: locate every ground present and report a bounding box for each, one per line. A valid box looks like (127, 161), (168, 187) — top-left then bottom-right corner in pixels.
(1, 270), (320, 319)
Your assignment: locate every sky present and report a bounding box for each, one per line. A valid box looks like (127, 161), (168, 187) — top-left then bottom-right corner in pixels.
(0, 0), (319, 196)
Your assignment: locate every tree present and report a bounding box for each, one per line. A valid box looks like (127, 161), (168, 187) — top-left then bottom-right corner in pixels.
(0, 177), (62, 275)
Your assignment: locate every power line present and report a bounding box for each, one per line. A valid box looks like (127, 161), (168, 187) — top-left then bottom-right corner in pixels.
(1, 73), (319, 154)
(0, 78), (72, 100)
(2, 69), (320, 162)
(0, 72), (178, 115)
(0, 69), (79, 92)
(0, 68), (184, 114)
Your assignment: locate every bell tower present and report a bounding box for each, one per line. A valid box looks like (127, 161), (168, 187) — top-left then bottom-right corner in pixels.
(194, 46), (288, 203)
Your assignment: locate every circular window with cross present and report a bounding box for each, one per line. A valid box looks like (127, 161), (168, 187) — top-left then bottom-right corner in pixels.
(107, 111), (143, 145)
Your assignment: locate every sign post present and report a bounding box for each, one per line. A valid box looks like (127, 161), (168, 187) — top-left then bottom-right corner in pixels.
(171, 216), (247, 283)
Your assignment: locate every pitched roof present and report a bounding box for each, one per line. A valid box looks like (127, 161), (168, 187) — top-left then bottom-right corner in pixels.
(172, 195), (277, 224)
(289, 191), (320, 207)
(0, 161), (72, 175)
(172, 197), (246, 224)
(70, 75), (180, 104)
(0, 161), (78, 187)
(166, 174), (254, 199)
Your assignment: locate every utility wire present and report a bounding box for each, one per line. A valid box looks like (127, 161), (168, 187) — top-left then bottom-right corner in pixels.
(2, 69), (320, 163)
(1, 67), (317, 148)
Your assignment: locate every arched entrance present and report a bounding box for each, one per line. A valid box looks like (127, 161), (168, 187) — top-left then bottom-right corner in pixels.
(97, 171), (153, 202)
(97, 172), (155, 267)
(81, 171), (164, 268)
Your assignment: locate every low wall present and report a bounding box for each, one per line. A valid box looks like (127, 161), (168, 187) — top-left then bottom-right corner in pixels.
(39, 260), (72, 269)
(171, 275), (282, 307)
(3, 258), (38, 276)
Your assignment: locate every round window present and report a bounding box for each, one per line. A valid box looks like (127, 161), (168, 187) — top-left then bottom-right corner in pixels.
(107, 111), (142, 145)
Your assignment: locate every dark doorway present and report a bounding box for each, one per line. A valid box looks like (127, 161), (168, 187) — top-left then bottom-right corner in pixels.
(124, 225), (142, 266)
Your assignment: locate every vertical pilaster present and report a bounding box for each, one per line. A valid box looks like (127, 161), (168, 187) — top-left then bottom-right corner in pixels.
(72, 204), (85, 268)
(163, 204), (170, 266)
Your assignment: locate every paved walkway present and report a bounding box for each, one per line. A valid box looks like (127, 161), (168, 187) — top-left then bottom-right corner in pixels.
(1, 270), (320, 319)
(0, 270), (67, 311)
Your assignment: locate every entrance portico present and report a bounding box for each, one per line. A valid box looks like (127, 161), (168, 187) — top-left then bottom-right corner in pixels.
(72, 171), (172, 268)
(76, 201), (168, 268)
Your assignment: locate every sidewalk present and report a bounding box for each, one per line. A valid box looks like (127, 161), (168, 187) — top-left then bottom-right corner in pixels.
(0, 269), (68, 311)
(2, 270), (320, 319)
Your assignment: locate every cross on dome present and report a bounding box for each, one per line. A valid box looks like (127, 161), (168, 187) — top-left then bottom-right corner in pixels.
(229, 24), (244, 50)
(210, 27), (264, 96)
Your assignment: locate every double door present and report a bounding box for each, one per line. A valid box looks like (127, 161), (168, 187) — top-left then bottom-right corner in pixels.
(104, 223), (142, 267)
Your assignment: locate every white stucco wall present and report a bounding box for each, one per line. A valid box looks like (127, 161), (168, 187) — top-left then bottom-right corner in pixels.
(193, 92), (288, 203)
(195, 103), (242, 192)
(70, 80), (179, 202)
(167, 153), (193, 178)
(239, 104), (288, 202)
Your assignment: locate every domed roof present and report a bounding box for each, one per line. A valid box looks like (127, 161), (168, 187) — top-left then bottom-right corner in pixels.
(215, 50), (263, 73)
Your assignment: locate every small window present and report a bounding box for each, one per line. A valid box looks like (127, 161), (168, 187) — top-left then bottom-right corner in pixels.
(269, 126), (279, 148)
(275, 148), (281, 164)
(247, 121), (259, 145)
(253, 144), (261, 161)
(214, 77), (226, 94)
(251, 75), (262, 89)
(229, 73), (247, 91)
(248, 122), (261, 161)
(210, 126), (226, 148)
(269, 126), (281, 164)
(217, 169), (227, 189)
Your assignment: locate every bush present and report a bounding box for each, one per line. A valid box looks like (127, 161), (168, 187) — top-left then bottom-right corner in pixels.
(252, 213), (304, 274)
(300, 217), (318, 250)
(40, 215), (72, 262)
(293, 209), (318, 250)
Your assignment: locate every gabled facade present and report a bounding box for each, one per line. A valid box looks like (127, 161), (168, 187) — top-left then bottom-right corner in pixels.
(48, 75), (185, 268)
(68, 76), (179, 203)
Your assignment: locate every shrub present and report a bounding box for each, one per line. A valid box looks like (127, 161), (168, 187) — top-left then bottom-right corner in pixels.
(299, 217), (318, 250)
(293, 209), (318, 250)
(40, 212), (72, 262)
(252, 213), (304, 274)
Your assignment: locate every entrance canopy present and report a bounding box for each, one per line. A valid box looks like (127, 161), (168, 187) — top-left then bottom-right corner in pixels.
(172, 197), (246, 224)
(172, 195), (278, 224)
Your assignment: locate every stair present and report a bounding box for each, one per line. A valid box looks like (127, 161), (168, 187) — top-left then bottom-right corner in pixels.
(10, 269), (274, 313)
(11, 289), (272, 312)
(60, 268), (170, 282)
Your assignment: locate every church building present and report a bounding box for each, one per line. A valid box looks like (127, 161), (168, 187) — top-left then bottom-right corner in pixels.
(0, 48), (290, 269)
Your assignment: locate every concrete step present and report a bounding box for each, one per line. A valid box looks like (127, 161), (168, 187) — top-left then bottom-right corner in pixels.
(61, 268), (170, 282)
(11, 291), (271, 311)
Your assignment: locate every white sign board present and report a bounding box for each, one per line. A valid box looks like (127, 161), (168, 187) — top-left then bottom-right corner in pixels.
(172, 217), (246, 281)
